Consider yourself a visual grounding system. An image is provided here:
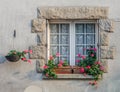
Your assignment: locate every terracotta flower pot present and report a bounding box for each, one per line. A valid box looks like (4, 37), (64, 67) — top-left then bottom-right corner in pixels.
(5, 55), (20, 62)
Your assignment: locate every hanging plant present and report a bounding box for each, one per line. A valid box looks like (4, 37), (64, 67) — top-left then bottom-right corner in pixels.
(5, 50), (32, 63)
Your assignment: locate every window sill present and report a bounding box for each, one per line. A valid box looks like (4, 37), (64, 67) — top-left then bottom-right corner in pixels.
(43, 74), (95, 80)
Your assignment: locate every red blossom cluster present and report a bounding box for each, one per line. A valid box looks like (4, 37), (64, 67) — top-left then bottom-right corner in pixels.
(21, 50), (33, 64)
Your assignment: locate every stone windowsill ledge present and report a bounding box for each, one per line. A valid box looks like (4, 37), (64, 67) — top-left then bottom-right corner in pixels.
(43, 74), (97, 80)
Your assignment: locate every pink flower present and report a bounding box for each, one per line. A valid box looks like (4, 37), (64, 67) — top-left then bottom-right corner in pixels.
(29, 50), (33, 54)
(49, 55), (54, 60)
(100, 66), (104, 71)
(94, 48), (97, 52)
(93, 81), (97, 85)
(27, 59), (32, 64)
(23, 50), (29, 53)
(90, 54), (94, 57)
(95, 61), (101, 65)
(45, 73), (49, 77)
(21, 58), (26, 61)
(43, 65), (48, 69)
(58, 63), (62, 67)
(77, 53), (81, 57)
(81, 55), (86, 60)
(80, 67), (85, 73)
(59, 60), (64, 64)
(75, 60), (80, 62)
(56, 53), (60, 57)
(86, 65), (91, 69)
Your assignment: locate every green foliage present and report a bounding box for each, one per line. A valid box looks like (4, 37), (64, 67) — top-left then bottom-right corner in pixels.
(43, 57), (57, 78)
(62, 60), (69, 66)
(77, 47), (104, 81)
(43, 54), (69, 78)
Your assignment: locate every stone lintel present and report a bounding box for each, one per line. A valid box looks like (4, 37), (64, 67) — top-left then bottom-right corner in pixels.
(38, 6), (108, 19)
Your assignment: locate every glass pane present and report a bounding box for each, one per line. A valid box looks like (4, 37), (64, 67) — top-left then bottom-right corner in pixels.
(76, 34), (84, 44)
(76, 46), (84, 55)
(50, 35), (59, 44)
(60, 35), (69, 44)
(86, 34), (95, 44)
(86, 24), (95, 33)
(50, 24), (59, 33)
(75, 24), (84, 33)
(60, 24), (69, 33)
(60, 57), (69, 62)
(60, 46), (69, 56)
(50, 46), (59, 55)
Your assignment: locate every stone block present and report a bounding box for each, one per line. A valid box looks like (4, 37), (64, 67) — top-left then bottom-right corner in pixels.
(100, 46), (108, 59)
(38, 7), (108, 19)
(101, 59), (108, 73)
(100, 31), (109, 46)
(107, 46), (116, 59)
(36, 59), (45, 73)
(99, 19), (114, 32)
(32, 18), (46, 33)
(37, 33), (46, 45)
(100, 46), (115, 59)
(29, 46), (46, 59)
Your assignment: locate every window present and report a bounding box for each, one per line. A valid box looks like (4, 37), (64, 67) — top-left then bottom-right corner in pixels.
(48, 20), (97, 66)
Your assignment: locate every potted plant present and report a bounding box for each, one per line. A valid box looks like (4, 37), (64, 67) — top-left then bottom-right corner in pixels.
(5, 49), (32, 62)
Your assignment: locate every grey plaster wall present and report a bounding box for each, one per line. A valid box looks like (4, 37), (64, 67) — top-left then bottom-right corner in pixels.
(0, 0), (120, 92)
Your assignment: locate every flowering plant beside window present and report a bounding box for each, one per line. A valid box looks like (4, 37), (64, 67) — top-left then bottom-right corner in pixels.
(76, 47), (104, 86)
(6, 49), (32, 63)
(43, 53), (68, 78)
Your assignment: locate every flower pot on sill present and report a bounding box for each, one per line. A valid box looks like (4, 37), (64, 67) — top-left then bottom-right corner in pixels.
(54, 66), (81, 74)
(5, 55), (20, 62)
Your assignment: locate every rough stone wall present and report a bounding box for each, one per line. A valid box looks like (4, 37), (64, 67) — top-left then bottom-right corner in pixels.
(30, 7), (115, 73)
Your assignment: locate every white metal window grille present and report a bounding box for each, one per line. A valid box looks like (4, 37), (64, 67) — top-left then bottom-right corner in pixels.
(49, 22), (96, 65)
(50, 24), (70, 64)
(75, 23), (96, 64)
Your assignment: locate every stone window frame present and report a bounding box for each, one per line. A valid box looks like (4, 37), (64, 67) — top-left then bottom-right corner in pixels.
(30, 7), (115, 77)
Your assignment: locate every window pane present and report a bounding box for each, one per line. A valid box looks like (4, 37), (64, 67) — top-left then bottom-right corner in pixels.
(60, 24), (69, 33)
(75, 24), (84, 33)
(86, 24), (95, 33)
(60, 46), (69, 56)
(86, 34), (95, 44)
(76, 34), (84, 44)
(75, 23), (95, 64)
(50, 35), (59, 44)
(50, 46), (59, 55)
(60, 35), (69, 44)
(50, 23), (70, 64)
(76, 45), (84, 55)
(50, 24), (59, 33)
(60, 57), (69, 63)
